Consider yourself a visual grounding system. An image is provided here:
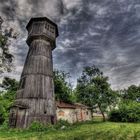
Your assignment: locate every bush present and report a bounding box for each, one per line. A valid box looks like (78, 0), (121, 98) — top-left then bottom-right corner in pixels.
(28, 121), (49, 131)
(108, 101), (140, 122)
(54, 119), (71, 130)
(0, 115), (5, 125)
(0, 119), (9, 130)
(108, 110), (121, 122)
(29, 120), (71, 131)
(0, 104), (7, 125)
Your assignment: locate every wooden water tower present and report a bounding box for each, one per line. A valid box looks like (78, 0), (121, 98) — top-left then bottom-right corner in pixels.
(9, 17), (58, 128)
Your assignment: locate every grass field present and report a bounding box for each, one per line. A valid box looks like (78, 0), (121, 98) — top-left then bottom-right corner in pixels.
(0, 120), (140, 140)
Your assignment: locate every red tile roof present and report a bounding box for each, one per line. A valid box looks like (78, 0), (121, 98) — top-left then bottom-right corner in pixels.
(56, 101), (76, 109)
(56, 101), (91, 109)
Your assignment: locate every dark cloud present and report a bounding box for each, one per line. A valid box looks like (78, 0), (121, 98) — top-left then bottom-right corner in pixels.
(0, 0), (17, 19)
(0, 0), (140, 89)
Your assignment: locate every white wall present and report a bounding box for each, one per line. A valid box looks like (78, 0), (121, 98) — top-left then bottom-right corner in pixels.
(56, 108), (76, 123)
(56, 107), (92, 123)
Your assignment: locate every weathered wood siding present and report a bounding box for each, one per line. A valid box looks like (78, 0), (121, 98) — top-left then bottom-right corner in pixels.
(9, 17), (58, 128)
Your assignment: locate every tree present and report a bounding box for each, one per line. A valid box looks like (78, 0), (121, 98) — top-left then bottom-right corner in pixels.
(0, 77), (19, 91)
(76, 65), (117, 121)
(0, 77), (19, 124)
(109, 101), (140, 122)
(53, 70), (73, 103)
(122, 85), (140, 102)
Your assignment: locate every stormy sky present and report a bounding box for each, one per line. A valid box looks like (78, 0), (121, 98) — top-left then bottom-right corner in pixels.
(0, 0), (140, 89)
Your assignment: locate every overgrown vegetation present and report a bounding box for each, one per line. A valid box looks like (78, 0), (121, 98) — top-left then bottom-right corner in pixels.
(109, 101), (140, 122)
(108, 84), (140, 122)
(53, 70), (74, 103)
(28, 121), (53, 131)
(28, 120), (71, 131)
(0, 77), (18, 124)
(0, 120), (140, 140)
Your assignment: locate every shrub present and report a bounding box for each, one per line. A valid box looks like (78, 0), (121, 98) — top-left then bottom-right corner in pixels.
(0, 115), (5, 125)
(0, 119), (9, 130)
(28, 120), (71, 131)
(0, 104), (7, 125)
(108, 101), (140, 122)
(54, 119), (71, 130)
(28, 121), (48, 131)
(108, 109), (122, 122)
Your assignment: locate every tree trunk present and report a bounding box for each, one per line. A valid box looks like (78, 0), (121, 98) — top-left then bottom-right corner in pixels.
(91, 109), (94, 119)
(98, 104), (106, 122)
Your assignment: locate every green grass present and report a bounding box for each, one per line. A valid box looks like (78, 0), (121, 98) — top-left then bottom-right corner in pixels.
(0, 121), (140, 140)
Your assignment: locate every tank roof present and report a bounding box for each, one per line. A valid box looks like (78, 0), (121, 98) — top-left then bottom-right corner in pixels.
(26, 17), (59, 37)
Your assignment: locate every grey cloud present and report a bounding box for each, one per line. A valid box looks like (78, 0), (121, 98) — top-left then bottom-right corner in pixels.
(0, 0), (140, 89)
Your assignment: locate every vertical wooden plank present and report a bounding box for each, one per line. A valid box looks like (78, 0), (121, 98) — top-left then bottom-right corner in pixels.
(9, 17), (58, 128)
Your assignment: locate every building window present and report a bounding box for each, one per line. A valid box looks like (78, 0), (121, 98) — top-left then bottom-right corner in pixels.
(47, 25), (49, 30)
(50, 26), (55, 33)
(86, 111), (88, 115)
(45, 23), (50, 30)
(58, 110), (65, 116)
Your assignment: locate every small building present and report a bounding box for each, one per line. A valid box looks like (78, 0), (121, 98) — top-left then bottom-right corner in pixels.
(56, 101), (92, 123)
